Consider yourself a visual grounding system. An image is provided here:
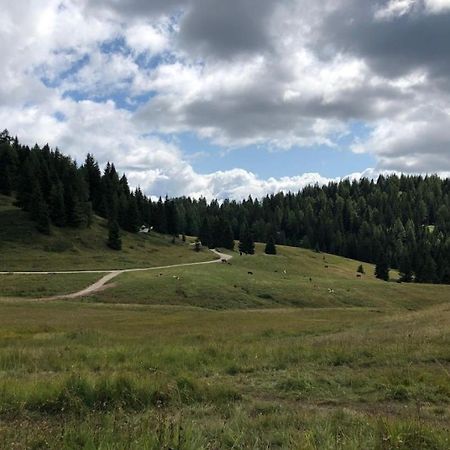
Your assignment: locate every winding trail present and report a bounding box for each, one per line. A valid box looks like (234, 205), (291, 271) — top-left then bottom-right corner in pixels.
(0, 249), (232, 300)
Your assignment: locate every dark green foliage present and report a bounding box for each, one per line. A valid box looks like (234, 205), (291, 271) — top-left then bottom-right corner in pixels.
(239, 225), (255, 255)
(357, 264), (365, 274)
(123, 196), (140, 233)
(107, 219), (122, 250)
(199, 217), (212, 248)
(208, 217), (235, 250)
(399, 251), (414, 282)
(30, 184), (51, 235)
(165, 199), (179, 236)
(49, 182), (66, 227)
(375, 254), (390, 281)
(0, 131), (18, 195)
(221, 220), (235, 250)
(265, 234), (277, 255)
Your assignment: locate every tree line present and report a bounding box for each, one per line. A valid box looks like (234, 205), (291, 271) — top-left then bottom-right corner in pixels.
(1, 130), (449, 284)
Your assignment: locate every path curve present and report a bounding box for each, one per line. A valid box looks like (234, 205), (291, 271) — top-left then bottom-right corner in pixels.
(1, 249), (232, 300)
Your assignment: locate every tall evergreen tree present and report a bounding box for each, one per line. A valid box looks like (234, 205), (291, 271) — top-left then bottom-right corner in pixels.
(199, 217), (212, 248)
(239, 225), (255, 255)
(264, 233), (277, 255)
(107, 219), (122, 250)
(49, 182), (66, 227)
(399, 251), (414, 282)
(375, 253), (390, 281)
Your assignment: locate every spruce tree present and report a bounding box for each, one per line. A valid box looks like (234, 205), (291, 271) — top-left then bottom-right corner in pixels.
(165, 199), (179, 236)
(375, 253), (389, 281)
(199, 217), (212, 248)
(399, 252), (413, 282)
(124, 196), (139, 233)
(239, 225), (255, 255)
(265, 234), (277, 255)
(222, 220), (235, 250)
(49, 182), (66, 227)
(30, 184), (51, 234)
(107, 219), (122, 250)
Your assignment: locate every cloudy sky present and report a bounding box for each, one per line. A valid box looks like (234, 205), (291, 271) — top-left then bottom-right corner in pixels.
(1, 0), (450, 199)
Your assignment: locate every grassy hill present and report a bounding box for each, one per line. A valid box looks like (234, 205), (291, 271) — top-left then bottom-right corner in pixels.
(1, 194), (450, 448)
(0, 194), (214, 272)
(88, 243), (450, 311)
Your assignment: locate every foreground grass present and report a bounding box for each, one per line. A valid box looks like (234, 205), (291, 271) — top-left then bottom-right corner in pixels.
(0, 300), (449, 448)
(0, 194), (214, 271)
(0, 273), (102, 298)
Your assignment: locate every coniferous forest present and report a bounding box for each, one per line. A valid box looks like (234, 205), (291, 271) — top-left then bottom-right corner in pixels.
(1, 130), (449, 284)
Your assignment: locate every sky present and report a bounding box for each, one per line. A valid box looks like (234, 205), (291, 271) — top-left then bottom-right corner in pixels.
(1, 0), (450, 200)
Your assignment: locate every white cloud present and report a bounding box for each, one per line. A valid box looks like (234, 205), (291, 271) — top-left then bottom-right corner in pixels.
(0, 0), (449, 202)
(424, 0), (450, 13)
(375, 0), (416, 20)
(125, 22), (169, 55)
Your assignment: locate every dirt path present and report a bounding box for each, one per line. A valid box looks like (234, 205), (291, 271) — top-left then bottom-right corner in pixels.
(0, 249), (232, 300)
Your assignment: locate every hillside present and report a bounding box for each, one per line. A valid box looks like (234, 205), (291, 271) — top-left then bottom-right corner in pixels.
(1, 194), (450, 448)
(0, 194), (214, 272)
(79, 243), (450, 311)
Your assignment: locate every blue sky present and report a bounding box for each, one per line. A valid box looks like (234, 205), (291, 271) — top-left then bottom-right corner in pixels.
(1, 0), (449, 199)
(174, 132), (376, 179)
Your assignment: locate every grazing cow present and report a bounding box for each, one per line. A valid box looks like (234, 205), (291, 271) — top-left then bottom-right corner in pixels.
(248, 271), (253, 275)
(356, 274), (361, 278)
(221, 259), (227, 263)
(309, 277), (312, 282)
(324, 265), (329, 268)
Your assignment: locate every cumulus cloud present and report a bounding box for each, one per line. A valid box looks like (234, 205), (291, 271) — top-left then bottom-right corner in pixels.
(1, 0), (449, 201)
(177, 0), (276, 59)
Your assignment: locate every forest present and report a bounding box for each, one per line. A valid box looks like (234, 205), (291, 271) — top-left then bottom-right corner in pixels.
(1, 129), (449, 284)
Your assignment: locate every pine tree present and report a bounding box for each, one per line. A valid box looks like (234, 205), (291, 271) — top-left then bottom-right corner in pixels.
(399, 251), (413, 282)
(82, 153), (103, 214)
(199, 217), (212, 248)
(0, 141), (18, 195)
(49, 182), (66, 227)
(239, 225), (255, 255)
(222, 220), (235, 250)
(165, 199), (179, 236)
(107, 219), (122, 250)
(124, 196), (139, 233)
(375, 253), (389, 281)
(30, 184), (51, 234)
(357, 264), (365, 274)
(265, 234), (277, 255)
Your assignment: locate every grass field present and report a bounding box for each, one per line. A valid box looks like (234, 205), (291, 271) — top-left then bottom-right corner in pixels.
(0, 273), (101, 298)
(87, 244), (450, 311)
(1, 195), (450, 449)
(0, 300), (449, 449)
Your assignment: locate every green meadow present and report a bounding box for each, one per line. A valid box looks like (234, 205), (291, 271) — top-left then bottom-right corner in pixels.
(0, 196), (449, 449)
